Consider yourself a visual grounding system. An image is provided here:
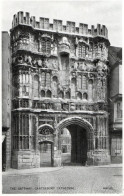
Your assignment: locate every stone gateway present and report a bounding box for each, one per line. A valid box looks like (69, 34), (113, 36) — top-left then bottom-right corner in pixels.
(11, 12), (110, 169)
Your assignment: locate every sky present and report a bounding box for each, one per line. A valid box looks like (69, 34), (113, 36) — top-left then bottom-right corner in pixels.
(1, 0), (122, 47)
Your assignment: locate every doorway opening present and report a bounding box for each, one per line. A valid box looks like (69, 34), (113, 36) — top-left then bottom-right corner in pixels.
(60, 124), (87, 166)
(39, 141), (53, 167)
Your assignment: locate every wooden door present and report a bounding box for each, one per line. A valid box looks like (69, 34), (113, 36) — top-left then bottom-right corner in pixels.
(40, 142), (52, 167)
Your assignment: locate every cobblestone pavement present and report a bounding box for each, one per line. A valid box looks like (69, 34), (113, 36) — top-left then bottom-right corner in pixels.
(2, 166), (122, 194)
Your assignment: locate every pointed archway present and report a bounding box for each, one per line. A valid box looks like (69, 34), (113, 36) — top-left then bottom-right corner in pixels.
(56, 117), (94, 166)
(38, 124), (54, 167)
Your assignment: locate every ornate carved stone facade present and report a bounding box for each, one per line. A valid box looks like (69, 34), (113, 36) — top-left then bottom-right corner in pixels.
(11, 12), (110, 169)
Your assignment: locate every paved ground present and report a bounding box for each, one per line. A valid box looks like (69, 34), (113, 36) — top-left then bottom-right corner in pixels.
(2, 165), (122, 194)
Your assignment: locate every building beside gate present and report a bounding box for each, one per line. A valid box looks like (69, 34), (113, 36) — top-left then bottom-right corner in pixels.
(109, 46), (122, 163)
(10, 11), (111, 169)
(2, 32), (11, 170)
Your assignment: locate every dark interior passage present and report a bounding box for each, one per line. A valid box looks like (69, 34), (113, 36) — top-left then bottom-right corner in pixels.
(2, 138), (6, 171)
(61, 124), (87, 165)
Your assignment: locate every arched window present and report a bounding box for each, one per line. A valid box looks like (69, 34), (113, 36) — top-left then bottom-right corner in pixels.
(78, 75), (82, 89)
(22, 85), (26, 96)
(89, 79), (93, 101)
(41, 90), (45, 97)
(78, 44), (86, 58)
(41, 72), (45, 87)
(82, 75), (87, 89)
(46, 90), (52, 98)
(53, 76), (58, 98)
(58, 91), (64, 98)
(71, 78), (76, 99)
(77, 92), (82, 100)
(66, 91), (70, 99)
(83, 93), (88, 100)
(89, 42), (93, 59)
(41, 72), (51, 87)
(46, 73), (51, 87)
(33, 75), (39, 97)
(41, 39), (51, 54)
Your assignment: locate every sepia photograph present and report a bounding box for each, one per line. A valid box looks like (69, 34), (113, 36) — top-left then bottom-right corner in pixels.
(2, 0), (122, 194)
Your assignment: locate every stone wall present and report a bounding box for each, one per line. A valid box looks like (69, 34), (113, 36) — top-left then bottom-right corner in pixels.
(12, 151), (40, 169)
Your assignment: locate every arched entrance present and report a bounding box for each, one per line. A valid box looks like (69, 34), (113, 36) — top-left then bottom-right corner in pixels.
(57, 117), (94, 166)
(38, 124), (54, 167)
(39, 141), (53, 167)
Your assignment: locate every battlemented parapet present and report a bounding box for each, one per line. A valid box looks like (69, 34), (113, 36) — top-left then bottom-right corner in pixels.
(11, 11), (108, 39)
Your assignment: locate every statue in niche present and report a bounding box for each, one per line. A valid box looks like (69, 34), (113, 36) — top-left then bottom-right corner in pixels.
(70, 61), (74, 69)
(81, 105), (86, 110)
(80, 61), (87, 71)
(17, 56), (23, 64)
(26, 55), (32, 65)
(58, 83), (63, 91)
(52, 60), (58, 69)
(51, 43), (57, 55)
(37, 59), (42, 67)
(87, 63), (95, 72)
(32, 59), (37, 67)
(96, 61), (103, 72)
(62, 104), (69, 111)
(78, 63), (82, 70)
(62, 37), (70, 46)
(94, 104), (99, 111)
(75, 37), (78, 46)
(43, 59), (49, 68)
(41, 103), (46, 109)
(102, 63), (108, 72)
(85, 48), (89, 60)
(73, 61), (78, 71)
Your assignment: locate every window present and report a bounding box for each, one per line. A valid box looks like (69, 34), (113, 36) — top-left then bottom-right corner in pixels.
(41, 90), (45, 97)
(30, 116), (35, 149)
(65, 91), (70, 99)
(111, 137), (122, 156)
(33, 75), (39, 97)
(41, 72), (45, 87)
(53, 76), (58, 97)
(19, 114), (29, 149)
(77, 75), (87, 90)
(41, 72), (51, 87)
(77, 92), (82, 100)
(62, 145), (67, 153)
(78, 75), (82, 89)
(83, 93), (88, 100)
(46, 73), (51, 87)
(82, 75), (87, 89)
(71, 78), (76, 98)
(78, 44), (86, 58)
(88, 79), (93, 101)
(117, 102), (122, 119)
(58, 91), (64, 98)
(46, 90), (52, 98)
(41, 39), (51, 54)
(89, 42), (93, 58)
